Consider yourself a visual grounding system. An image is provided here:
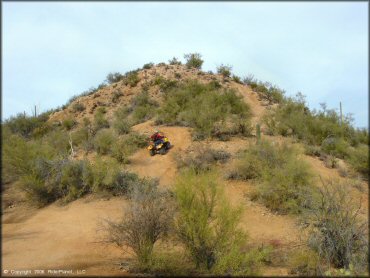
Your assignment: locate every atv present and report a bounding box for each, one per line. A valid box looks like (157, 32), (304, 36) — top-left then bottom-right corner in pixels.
(148, 137), (171, 156)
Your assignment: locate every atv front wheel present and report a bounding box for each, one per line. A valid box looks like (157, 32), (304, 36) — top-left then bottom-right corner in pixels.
(150, 149), (156, 156)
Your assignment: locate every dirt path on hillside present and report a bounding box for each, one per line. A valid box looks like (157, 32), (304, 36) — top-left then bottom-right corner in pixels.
(2, 197), (127, 276)
(127, 121), (193, 187)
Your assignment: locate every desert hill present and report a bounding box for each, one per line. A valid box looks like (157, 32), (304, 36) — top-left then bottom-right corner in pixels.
(2, 58), (368, 276)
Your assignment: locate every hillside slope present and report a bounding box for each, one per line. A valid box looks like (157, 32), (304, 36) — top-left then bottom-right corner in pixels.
(2, 63), (368, 276)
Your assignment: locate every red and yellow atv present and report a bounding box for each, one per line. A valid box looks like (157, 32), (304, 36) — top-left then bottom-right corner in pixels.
(147, 137), (171, 156)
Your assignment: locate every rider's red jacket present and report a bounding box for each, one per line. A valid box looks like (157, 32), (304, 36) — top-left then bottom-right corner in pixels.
(151, 132), (164, 141)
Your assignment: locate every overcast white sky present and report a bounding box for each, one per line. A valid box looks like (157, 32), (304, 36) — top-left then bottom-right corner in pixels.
(2, 2), (368, 128)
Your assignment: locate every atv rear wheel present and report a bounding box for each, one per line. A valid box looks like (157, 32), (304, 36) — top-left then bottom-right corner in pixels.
(159, 147), (167, 155)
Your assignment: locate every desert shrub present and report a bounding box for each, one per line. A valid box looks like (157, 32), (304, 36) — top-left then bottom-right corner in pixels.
(19, 158), (93, 206)
(111, 139), (130, 164)
(4, 113), (49, 138)
(71, 102), (85, 112)
(157, 80), (251, 139)
(323, 154), (338, 169)
(93, 129), (116, 155)
(346, 144), (369, 179)
(255, 158), (315, 214)
(111, 90), (122, 103)
(93, 109), (110, 130)
(130, 91), (158, 124)
(229, 141), (315, 214)
(143, 62), (154, 69)
(169, 57), (182, 65)
(42, 129), (70, 155)
(123, 70), (140, 87)
(125, 132), (148, 149)
(106, 72), (124, 84)
(304, 144), (322, 157)
(232, 75), (242, 84)
(2, 132), (56, 183)
(71, 126), (90, 147)
(106, 179), (174, 267)
(175, 144), (230, 173)
(58, 159), (93, 202)
(308, 181), (368, 274)
(62, 118), (76, 130)
(108, 170), (141, 196)
(110, 132), (147, 163)
(174, 170), (263, 274)
(321, 137), (350, 159)
(184, 53), (203, 69)
(113, 105), (132, 134)
(217, 64), (232, 77)
(113, 120), (131, 135)
(159, 79), (178, 92)
(288, 248), (321, 276)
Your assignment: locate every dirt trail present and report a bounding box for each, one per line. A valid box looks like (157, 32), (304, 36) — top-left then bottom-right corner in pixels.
(2, 197), (126, 275)
(127, 121), (192, 187)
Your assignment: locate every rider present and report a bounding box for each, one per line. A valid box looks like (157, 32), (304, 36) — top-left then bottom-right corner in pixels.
(150, 130), (165, 146)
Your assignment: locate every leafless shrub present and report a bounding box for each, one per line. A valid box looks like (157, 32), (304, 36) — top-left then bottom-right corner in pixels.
(105, 179), (174, 267)
(175, 144), (231, 173)
(308, 181), (368, 273)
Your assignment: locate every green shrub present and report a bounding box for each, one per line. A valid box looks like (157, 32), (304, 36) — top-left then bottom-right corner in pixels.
(288, 248), (321, 276)
(229, 141), (315, 214)
(106, 72), (124, 84)
(93, 109), (110, 131)
(62, 118), (76, 130)
(168, 57), (182, 65)
(347, 144), (369, 179)
(5, 113), (49, 138)
(174, 170), (264, 274)
(71, 127), (90, 147)
(321, 137), (350, 159)
(256, 158), (315, 214)
(42, 129), (70, 155)
(113, 120), (131, 135)
(111, 90), (122, 103)
(113, 105), (132, 134)
(93, 129), (116, 155)
(143, 62), (154, 69)
(157, 80), (251, 139)
(58, 160), (93, 202)
(175, 144), (230, 173)
(308, 182), (368, 273)
(2, 132), (56, 183)
(184, 53), (203, 69)
(123, 70), (140, 87)
(19, 158), (93, 206)
(131, 91), (158, 124)
(232, 75), (242, 84)
(71, 102), (85, 112)
(217, 64), (232, 77)
(106, 179), (173, 267)
(111, 139), (130, 164)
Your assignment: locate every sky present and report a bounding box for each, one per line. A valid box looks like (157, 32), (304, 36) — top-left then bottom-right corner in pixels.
(2, 2), (368, 128)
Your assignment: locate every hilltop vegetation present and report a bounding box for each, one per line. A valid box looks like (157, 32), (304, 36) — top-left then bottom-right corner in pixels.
(2, 53), (368, 276)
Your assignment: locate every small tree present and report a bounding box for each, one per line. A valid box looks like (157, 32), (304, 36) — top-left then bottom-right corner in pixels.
(106, 179), (174, 267)
(184, 53), (203, 69)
